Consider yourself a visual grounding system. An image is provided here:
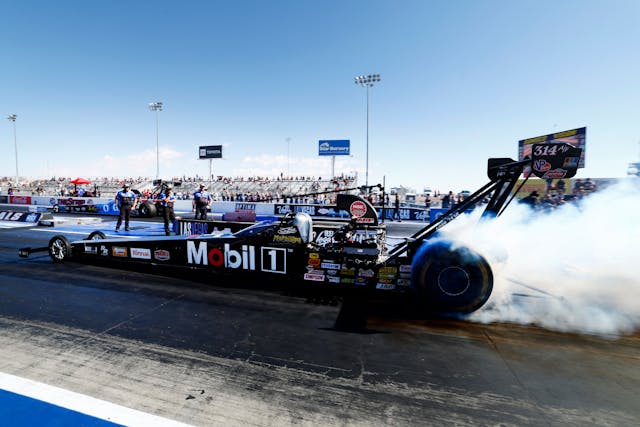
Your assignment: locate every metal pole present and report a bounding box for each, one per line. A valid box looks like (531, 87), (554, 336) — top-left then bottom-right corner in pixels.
(286, 137), (291, 176)
(6, 115), (18, 185)
(354, 74), (380, 189)
(149, 102), (163, 179)
(155, 109), (159, 179)
(366, 84), (370, 187)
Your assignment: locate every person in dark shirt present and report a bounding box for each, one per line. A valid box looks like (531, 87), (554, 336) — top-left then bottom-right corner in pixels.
(520, 191), (539, 208)
(192, 184), (212, 220)
(115, 184), (138, 231)
(393, 194), (401, 222)
(161, 187), (176, 235)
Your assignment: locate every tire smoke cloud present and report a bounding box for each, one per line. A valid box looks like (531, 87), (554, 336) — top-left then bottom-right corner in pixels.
(439, 179), (640, 336)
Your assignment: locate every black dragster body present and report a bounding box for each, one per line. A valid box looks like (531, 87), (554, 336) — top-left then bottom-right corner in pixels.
(20, 143), (582, 319)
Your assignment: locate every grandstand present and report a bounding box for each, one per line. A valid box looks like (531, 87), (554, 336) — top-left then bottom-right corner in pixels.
(3, 174), (358, 204)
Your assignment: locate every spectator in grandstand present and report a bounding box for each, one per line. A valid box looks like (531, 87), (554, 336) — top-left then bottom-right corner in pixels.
(520, 191), (539, 208)
(573, 179), (584, 196)
(193, 184), (212, 220)
(424, 195), (431, 210)
(556, 179), (566, 196)
(442, 191), (453, 209)
(583, 178), (596, 193)
(115, 183), (138, 232)
(161, 187), (176, 236)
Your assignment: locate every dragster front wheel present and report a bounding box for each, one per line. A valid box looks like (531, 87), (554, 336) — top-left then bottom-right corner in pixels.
(48, 235), (72, 263)
(86, 231), (106, 240)
(411, 240), (493, 315)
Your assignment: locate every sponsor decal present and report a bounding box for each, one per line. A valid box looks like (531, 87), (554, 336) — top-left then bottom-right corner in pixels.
(0, 212), (23, 221)
(327, 276), (340, 284)
(308, 252), (320, 259)
(349, 201), (367, 218)
(273, 234), (302, 243)
(100, 246), (109, 256)
(235, 203), (256, 211)
(277, 226), (298, 235)
(399, 273), (412, 279)
(325, 269), (339, 276)
(154, 250), (170, 261)
(313, 230), (335, 246)
(130, 247), (151, 260)
(321, 262), (341, 270)
(563, 157), (579, 168)
(84, 245), (98, 255)
(378, 278), (395, 284)
(399, 265), (411, 273)
(355, 217), (375, 224)
(358, 268), (375, 278)
(542, 169), (568, 179)
(9, 196), (32, 205)
(376, 283), (396, 290)
(354, 278), (368, 286)
(304, 273), (325, 282)
(112, 247), (128, 257)
(340, 278), (355, 284)
(179, 221), (211, 236)
(397, 279), (411, 287)
(308, 258), (321, 267)
(340, 265), (356, 276)
(533, 159), (551, 172)
(186, 241), (286, 274)
(379, 266), (397, 275)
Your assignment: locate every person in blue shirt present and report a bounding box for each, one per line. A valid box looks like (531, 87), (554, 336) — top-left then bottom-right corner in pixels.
(161, 187), (176, 235)
(115, 184), (137, 231)
(192, 184), (212, 220)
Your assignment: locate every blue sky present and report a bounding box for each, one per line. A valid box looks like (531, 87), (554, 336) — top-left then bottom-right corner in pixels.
(1, 0), (639, 192)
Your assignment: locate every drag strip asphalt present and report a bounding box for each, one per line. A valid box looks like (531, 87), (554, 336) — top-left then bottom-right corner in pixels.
(0, 216), (638, 426)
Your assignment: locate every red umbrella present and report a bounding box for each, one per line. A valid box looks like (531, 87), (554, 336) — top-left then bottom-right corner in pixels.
(70, 177), (91, 185)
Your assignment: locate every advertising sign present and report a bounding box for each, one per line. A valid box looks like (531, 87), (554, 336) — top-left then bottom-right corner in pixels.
(318, 140), (350, 156)
(199, 145), (223, 159)
(518, 127), (586, 176)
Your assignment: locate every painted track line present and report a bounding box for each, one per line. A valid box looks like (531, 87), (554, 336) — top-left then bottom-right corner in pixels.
(0, 372), (192, 426)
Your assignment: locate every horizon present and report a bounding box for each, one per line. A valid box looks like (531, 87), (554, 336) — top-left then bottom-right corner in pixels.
(2, 1), (640, 194)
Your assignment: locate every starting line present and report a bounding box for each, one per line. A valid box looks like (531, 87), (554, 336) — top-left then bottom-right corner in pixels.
(0, 372), (190, 426)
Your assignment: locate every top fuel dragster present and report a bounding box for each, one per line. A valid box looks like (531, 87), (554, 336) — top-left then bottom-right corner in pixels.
(19, 143), (582, 321)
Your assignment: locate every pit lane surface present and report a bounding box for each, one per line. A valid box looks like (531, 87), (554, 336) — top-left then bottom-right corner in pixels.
(0, 217), (638, 426)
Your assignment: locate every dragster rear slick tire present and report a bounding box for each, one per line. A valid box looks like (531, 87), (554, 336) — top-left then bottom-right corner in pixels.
(48, 235), (72, 263)
(139, 201), (157, 218)
(411, 240), (493, 315)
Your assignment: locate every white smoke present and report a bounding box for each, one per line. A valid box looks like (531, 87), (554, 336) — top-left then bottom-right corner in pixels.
(438, 179), (640, 337)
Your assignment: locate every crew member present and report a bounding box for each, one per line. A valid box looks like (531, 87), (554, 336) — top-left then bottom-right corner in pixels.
(520, 191), (539, 208)
(161, 187), (176, 236)
(193, 184), (212, 220)
(115, 183), (137, 232)
(393, 194), (401, 222)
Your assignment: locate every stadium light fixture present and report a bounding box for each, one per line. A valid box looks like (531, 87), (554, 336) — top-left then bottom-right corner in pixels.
(6, 114), (18, 186)
(148, 101), (163, 179)
(354, 74), (381, 186)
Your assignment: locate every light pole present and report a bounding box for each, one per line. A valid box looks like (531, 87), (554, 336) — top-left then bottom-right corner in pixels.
(6, 114), (18, 186)
(148, 101), (163, 179)
(354, 74), (381, 187)
(286, 137), (291, 176)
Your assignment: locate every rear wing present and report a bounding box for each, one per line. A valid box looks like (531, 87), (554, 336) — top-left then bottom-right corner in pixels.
(530, 142), (582, 179)
(386, 142), (582, 260)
